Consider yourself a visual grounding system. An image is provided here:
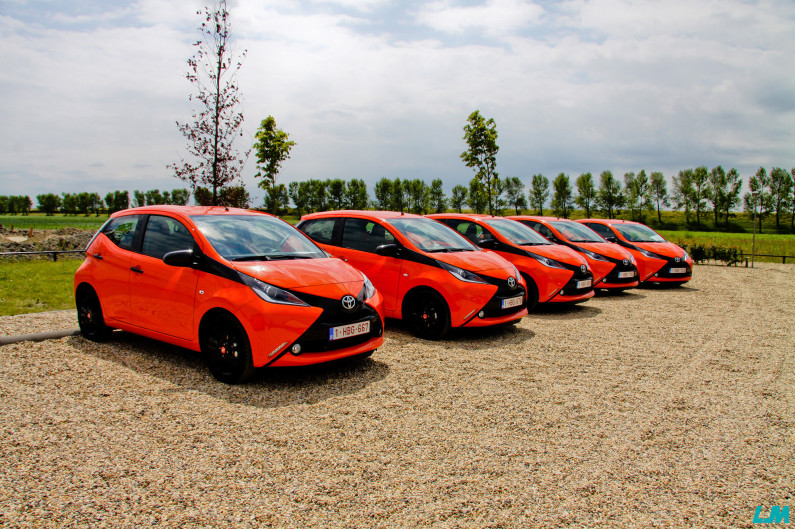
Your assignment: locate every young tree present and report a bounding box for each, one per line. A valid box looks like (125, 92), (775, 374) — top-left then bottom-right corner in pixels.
(36, 193), (62, 216)
(467, 177), (488, 214)
(635, 170), (652, 220)
(406, 179), (429, 214)
(170, 188), (190, 206)
(461, 110), (500, 215)
(264, 183), (288, 214)
(429, 179), (447, 213)
(596, 170), (623, 219)
(504, 176), (527, 214)
(328, 179), (346, 210)
(672, 169), (695, 224)
(691, 166), (709, 227)
(491, 176), (507, 215)
(768, 167), (794, 228)
(168, 0), (249, 205)
(373, 178), (393, 210)
(551, 173), (573, 218)
(649, 172), (669, 223)
(391, 178), (407, 213)
(288, 181), (311, 215)
(623, 171), (638, 220)
(451, 185), (468, 213)
(707, 165), (727, 226)
(743, 167), (773, 224)
(791, 168), (795, 231)
(723, 168), (742, 227)
(132, 190), (146, 208)
(61, 193), (78, 215)
(253, 115), (295, 213)
(529, 174), (549, 215)
(575, 172), (596, 217)
(307, 179), (328, 212)
(345, 179), (369, 210)
(145, 189), (166, 205)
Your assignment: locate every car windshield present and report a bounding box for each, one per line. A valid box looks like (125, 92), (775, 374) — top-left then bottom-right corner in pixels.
(190, 215), (326, 261)
(549, 221), (605, 243)
(613, 223), (667, 243)
(388, 218), (478, 253)
(483, 218), (552, 245)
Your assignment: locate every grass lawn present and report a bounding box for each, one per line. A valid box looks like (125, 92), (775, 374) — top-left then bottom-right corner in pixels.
(0, 259), (82, 316)
(659, 230), (795, 262)
(0, 213), (107, 231)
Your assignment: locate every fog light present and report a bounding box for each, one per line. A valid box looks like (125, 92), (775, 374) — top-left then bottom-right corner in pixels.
(654, 273), (659, 277)
(478, 311), (485, 318)
(290, 344), (302, 355)
(559, 290), (565, 296)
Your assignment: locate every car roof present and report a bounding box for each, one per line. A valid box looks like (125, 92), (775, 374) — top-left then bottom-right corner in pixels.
(510, 215), (568, 223)
(301, 210), (424, 221)
(112, 205), (274, 218)
(427, 213), (502, 221)
(578, 218), (638, 225)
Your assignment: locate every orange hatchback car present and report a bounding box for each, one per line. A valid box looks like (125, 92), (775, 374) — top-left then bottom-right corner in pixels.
(427, 214), (594, 310)
(509, 216), (640, 291)
(577, 219), (693, 284)
(297, 211), (527, 339)
(74, 206), (384, 384)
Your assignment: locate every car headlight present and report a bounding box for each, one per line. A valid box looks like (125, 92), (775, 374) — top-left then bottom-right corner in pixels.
(239, 273), (309, 307)
(439, 261), (489, 284)
(637, 247), (664, 260)
(683, 251), (690, 261)
(361, 273), (376, 299)
(529, 253), (566, 269)
(580, 248), (610, 261)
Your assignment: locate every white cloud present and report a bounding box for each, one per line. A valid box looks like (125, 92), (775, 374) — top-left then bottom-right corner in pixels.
(414, 0), (544, 37)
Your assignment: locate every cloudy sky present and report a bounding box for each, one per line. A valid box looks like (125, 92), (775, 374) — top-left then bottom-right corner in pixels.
(2, 0), (794, 205)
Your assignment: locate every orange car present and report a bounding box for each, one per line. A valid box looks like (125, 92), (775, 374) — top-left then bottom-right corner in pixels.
(74, 206), (384, 384)
(508, 216), (639, 291)
(577, 219), (693, 284)
(427, 214), (594, 310)
(297, 211), (527, 339)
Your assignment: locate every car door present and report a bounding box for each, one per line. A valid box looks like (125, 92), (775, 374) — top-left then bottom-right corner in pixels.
(128, 214), (200, 341)
(334, 218), (403, 313)
(91, 215), (143, 324)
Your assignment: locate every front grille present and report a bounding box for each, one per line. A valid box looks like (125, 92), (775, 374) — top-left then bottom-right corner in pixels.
(654, 259), (692, 279)
(477, 273), (526, 318)
(561, 270), (594, 294)
(603, 262), (638, 284)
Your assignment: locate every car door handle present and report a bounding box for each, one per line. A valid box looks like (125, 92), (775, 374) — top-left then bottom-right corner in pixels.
(92, 253), (103, 260)
(130, 266), (144, 274)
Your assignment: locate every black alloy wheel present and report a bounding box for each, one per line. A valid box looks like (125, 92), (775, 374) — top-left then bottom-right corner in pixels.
(76, 289), (111, 342)
(405, 290), (451, 340)
(203, 313), (255, 384)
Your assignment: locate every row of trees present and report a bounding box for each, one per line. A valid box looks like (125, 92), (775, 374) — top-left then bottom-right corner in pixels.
(0, 196), (33, 215)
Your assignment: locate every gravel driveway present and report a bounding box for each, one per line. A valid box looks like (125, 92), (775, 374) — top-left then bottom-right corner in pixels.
(1, 263), (793, 528)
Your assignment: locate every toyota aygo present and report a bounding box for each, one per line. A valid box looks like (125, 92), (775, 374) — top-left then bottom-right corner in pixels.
(576, 219), (693, 284)
(296, 211), (527, 340)
(508, 216), (640, 291)
(427, 214), (594, 310)
(74, 206), (384, 384)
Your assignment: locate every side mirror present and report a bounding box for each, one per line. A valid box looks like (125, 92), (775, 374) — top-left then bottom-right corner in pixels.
(375, 243), (399, 257)
(477, 237), (497, 249)
(163, 249), (195, 267)
(605, 236), (619, 243)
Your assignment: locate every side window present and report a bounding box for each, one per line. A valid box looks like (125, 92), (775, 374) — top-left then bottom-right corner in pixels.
(534, 224), (556, 240)
(342, 218), (394, 253)
(586, 223), (612, 239)
(447, 220), (489, 244)
(301, 219), (337, 245)
(102, 215), (141, 251)
(142, 215), (195, 260)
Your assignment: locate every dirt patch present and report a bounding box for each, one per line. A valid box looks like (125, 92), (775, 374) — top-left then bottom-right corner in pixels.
(0, 228), (93, 256)
(0, 263), (793, 527)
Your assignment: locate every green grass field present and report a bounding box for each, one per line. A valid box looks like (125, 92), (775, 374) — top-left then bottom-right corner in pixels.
(0, 213), (107, 231)
(0, 259), (82, 316)
(659, 230), (795, 263)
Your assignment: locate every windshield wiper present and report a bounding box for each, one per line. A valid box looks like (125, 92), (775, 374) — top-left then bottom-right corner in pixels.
(426, 248), (469, 253)
(268, 254), (314, 260)
(231, 255), (271, 261)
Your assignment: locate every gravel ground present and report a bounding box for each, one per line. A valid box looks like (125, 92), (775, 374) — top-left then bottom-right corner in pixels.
(0, 263), (793, 528)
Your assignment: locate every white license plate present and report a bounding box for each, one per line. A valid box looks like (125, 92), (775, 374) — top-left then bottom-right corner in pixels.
(617, 271), (635, 279)
(329, 321), (370, 341)
(501, 295), (524, 309)
(576, 279), (592, 289)
(669, 267), (687, 274)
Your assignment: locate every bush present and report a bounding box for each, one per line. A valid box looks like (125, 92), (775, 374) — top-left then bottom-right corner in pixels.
(685, 243), (741, 266)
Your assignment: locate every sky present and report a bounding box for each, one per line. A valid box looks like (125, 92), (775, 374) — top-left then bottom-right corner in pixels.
(2, 0), (795, 206)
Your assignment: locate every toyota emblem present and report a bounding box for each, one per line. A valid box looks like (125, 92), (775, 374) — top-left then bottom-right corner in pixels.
(580, 265), (587, 273)
(622, 259), (629, 266)
(341, 295), (356, 310)
(674, 257), (680, 262)
(507, 277), (516, 288)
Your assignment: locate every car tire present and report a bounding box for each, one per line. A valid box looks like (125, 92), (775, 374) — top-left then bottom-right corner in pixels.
(522, 274), (539, 313)
(202, 312), (255, 384)
(404, 289), (451, 340)
(76, 288), (111, 342)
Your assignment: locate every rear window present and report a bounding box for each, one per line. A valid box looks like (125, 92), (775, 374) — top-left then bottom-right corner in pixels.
(102, 215), (141, 251)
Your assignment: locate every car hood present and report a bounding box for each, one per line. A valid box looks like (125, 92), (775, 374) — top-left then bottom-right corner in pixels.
(434, 251), (511, 273)
(630, 241), (687, 258)
(570, 241), (633, 260)
(232, 258), (364, 290)
(521, 244), (588, 266)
